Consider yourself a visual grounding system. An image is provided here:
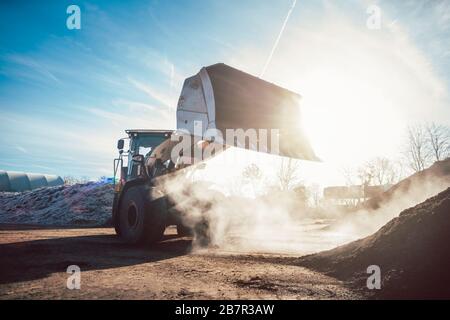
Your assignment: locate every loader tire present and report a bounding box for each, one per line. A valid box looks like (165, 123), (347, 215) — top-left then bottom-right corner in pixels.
(176, 224), (193, 237)
(118, 186), (166, 245)
(194, 219), (211, 247)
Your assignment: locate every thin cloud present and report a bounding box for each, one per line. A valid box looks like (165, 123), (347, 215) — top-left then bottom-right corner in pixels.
(260, 0), (297, 77)
(434, 0), (450, 29)
(86, 107), (126, 127)
(169, 63), (175, 88)
(15, 146), (28, 154)
(84, 106), (172, 130)
(116, 43), (184, 89)
(128, 77), (177, 109)
(3, 54), (61, 84)
(30, 164), (54, 171)
(112, 99), (172, 120)
(113, 99), (159, 112)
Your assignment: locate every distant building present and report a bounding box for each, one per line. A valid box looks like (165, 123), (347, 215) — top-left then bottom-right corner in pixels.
(0, 170), (64, 192)
(323, 184), (392, 205)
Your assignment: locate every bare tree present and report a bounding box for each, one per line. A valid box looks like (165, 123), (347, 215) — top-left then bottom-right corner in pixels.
(277, 158), (301, 191)
(366, 157), (398, 185)
(64, 176), (76, 186)
(357, 165), (374, 187)
(405, 125), (430, 172)
(63, 176), (91, 185)
(339, 157), (399, 205)
(243, 163), (262, 193)
(343, 158), (399, 186)
(426, 122), (450, 162)
(342, 164), (375, 186)
(342, 166), (356, 186)
(242, 163), (262, 181)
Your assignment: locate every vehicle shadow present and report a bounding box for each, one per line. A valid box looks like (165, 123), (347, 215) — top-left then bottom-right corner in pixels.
(0, 223), (108, 231)
(0, 232), (193, 285)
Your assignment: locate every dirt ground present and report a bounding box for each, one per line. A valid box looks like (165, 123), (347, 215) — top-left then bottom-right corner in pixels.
(0, 224), (362, 300)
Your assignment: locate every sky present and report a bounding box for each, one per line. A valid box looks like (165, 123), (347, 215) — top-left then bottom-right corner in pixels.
(0, 0), (449, 186)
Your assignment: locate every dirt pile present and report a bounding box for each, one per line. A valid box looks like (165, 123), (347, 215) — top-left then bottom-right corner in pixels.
(0, 182), (113, 226)
(298, 187), (450, 299)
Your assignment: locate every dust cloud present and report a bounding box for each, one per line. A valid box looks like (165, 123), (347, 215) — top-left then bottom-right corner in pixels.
(160, 160), (450, 256)
(331, 174), (450, 240)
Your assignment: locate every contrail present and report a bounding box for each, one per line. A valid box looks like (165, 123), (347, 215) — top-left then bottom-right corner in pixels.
(260, 0), (297, 77)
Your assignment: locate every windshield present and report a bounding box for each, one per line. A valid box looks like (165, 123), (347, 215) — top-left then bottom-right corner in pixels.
(127, 133), (170, 179)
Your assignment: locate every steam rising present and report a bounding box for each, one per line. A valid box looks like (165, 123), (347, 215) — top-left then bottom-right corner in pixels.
(332, 171), (450, 239)
(161, 160), (450, 256)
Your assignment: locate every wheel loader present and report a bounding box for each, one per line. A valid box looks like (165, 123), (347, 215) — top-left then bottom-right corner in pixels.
(112, 63), (317, 245)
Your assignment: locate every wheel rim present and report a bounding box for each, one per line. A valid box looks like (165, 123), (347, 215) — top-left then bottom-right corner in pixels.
(127, 203), (138, 229)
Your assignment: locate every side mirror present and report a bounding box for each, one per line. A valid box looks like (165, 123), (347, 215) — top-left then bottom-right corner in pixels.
(117, 139), (124, 150)
(132, 154), (145, 164)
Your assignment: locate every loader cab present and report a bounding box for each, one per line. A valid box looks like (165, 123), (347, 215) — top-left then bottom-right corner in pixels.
(114, 130), (172, 187)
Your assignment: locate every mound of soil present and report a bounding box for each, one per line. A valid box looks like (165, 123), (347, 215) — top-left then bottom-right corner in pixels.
(0, 182), (113, 226)
(298, 187), (450, 299)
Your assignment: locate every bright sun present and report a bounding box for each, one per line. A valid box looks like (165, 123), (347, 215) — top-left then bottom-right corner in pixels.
(200, 11), (448, 189)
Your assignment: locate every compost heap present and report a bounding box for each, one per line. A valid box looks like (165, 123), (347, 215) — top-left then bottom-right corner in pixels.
(298, 187), (450, 299)
(0, 182), (113, 226)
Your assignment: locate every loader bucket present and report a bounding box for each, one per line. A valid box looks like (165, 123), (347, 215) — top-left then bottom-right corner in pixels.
(176, 63), (318, 161)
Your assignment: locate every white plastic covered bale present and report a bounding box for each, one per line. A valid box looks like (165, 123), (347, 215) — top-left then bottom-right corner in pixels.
(28, 174), (49, 190)
(0, 171), (64, 192)
(6, 172), (31, 192)
(0, 171), (11, 192)
(45, 175), (64, 187)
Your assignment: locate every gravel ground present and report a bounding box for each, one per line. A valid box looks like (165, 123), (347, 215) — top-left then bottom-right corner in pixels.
(0, 225), (362, 300)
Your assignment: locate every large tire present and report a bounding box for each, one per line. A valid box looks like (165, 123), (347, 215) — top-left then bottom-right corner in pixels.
(118, 185), (166, 245)
(193, 219), (211, 247)
(176, 224), (193, 237)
